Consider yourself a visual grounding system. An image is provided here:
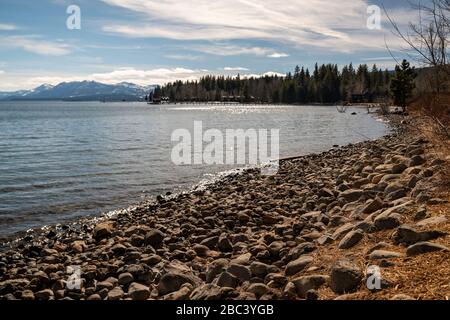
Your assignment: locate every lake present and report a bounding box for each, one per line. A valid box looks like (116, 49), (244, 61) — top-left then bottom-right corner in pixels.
(0, 101), (388, 238)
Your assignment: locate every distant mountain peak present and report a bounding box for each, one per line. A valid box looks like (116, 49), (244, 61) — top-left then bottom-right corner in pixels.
(0, 81), (157, 101)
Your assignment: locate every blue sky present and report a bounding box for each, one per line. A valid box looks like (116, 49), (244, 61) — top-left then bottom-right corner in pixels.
(0, 0), (422, 91)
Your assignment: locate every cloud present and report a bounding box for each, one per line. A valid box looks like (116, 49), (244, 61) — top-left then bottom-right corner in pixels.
(100, 0), (413, 53)
(1, 67), (209, 90)
(2, 36), (72, 56)
(191, 44), (288, 58)
(223, 67), (250, 71)
(165, 54), (201, 61)
(267, 52), (289, 58)
(0, 23), (17, 31)
(0, 67), (287, 91)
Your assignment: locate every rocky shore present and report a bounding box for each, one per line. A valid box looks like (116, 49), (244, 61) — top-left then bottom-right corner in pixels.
(1, 119), (449, 301)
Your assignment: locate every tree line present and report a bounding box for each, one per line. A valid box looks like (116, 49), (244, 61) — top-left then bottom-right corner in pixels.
(152, 63), (393, 104)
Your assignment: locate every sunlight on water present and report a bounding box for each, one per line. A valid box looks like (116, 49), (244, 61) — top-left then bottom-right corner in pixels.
(0, 101), (389, 237)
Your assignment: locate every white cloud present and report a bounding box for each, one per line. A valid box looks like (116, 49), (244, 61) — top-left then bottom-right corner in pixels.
(0, 67), (288, 91)
(165, 54), (201, 61)
(223, 67), (250, 71)
(191, 44), (288, 58)
(100, 0), (413, 53)
(0, 70), (4, 75)
(2, 36), (72, 56)
(0, 23), (17, 31)
(267, 52), (289, 58)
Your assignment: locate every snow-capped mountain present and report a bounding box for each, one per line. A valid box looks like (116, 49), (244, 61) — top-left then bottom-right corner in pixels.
(0, 81), (156, 101)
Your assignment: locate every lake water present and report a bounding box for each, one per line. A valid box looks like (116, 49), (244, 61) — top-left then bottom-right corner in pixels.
(0, 101), (388, 238)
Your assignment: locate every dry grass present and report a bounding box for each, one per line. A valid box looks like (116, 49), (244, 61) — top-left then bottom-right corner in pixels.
(293, 113), (450, 300)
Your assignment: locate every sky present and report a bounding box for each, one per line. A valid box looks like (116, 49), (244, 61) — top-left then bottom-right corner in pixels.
(0, 0), (425, 91)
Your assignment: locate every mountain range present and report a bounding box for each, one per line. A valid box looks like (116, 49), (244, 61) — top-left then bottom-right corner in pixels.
(0, 81), (156, 101)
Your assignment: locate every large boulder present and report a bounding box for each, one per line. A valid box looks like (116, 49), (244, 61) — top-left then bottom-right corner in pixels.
(128, 283), (150, 300)
(158, 272), (201, 296)
(338, 230), (364, 249)
(144, 229), (165, 247)
(292, 275), (330, 298)
(406, 242), (450, 256)
(93, 222), (115, 240)
(330, 259), (362, 294)
(285, 255), (313, 276)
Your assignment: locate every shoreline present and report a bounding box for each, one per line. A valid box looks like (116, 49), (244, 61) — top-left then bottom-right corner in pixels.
(1, 115), (449, 300)
(0, 109), (390, 246)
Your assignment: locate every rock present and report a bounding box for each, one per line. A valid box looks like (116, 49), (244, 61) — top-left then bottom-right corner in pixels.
(306, 290), (319, 300)
(111, 243), (127, 255)
(292, 275), (329, 298)
(144, 229), (165, 247)
(394, 225), (447, 245)
(338, 230), (364, 249)
(338, 189), (363, 202)
(329, 216), (350, 228)
(128, 283), (150, 300)
(318, 188), (335, 198)
(282, 282), (297, 299)
(190, 284), (229, 300)
(409, 155), (426, 166)
(87, 294), (102, 301)
(369, 250), (403, 260)
(414, 208), (428, 221)
(237, 213), (250, 223)
(250, 262), (271, 278)
(35, 289), (54, 301)
(406, 242), (450, 256)
(164, 286), (192, 300)
(227, 264), (251, 282)
(265, 273), (288, 288)
(317, 234), (334, 246)
(158, 272), (201, 295)
(353, 221), (374, 233)
(330, 259), (362, 294)
(72, 240), (86, 253)
(118, 273), (134, 286)
(231, 253), (252, 265)
(392, 163), (407, 174)
(268, 241), (284, 257)
(142, 254), (162, 266)
(332, 223), (354, 240)
(193, 244), (209, 257)
(361, 198), (384, 214)
(285, 255), (313, 276)
(218, 235), (233, 252)
(21, 290), (35, 300)
(374, 212), (402, 230)
(385, 189), (407, 201)
(97, 281), (114, 291)
(206, 259), (229, 283)
(93, 222), (114, 240)
(108, 287), (124, 300)
(246, 283), (269, 298)
(416, 215), (448, 227)
(33, 270), (50, 284)
(216, 272), (239, 288)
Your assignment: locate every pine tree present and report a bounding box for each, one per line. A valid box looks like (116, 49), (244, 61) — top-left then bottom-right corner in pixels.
(390, 59), (416, 113)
